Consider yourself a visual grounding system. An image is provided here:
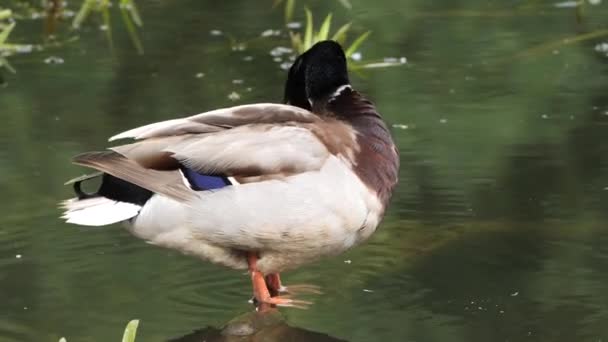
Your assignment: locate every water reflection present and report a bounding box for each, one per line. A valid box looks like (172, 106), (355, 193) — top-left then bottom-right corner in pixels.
(170, 310), (346, 342)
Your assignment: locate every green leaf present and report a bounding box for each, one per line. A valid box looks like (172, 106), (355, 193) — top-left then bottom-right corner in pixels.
(331, 22), (351, 44)
(0, 9), (12, 20)
(122, 320), (140, 342)
(304, 8), (313, 50)
(0, 21), (15, 45)
(317, 13), (332, 41)
(345, 30), (371, 57)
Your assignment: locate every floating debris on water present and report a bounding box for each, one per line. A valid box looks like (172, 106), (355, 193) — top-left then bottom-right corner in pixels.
(280, 62), (292, 70)
(595, 42), (608, 56)
(541, 114), (549, 119)
(227, 91), (241, 101)
(195, 72), (205, 78)
(359, 57), (407, 69)
(350, 52), (362, 61)
(15, 254), (22, 259)
(260, 29), (281, 37)
(388, 57), (407, 64)
(44, 56), (64, 64)
(589, 0), (601, 4)
(511, 291), (519, 297)
(232, 79), (244, 84)
(554, 1), (580, 8)
(209, 29), (222, 36)
(231, 43), (246, 51)
(243, 56), (254, 62)
(270, 46), (293, 57)
(344, 259), (352, 264)
(439, 118), (448, 124)
(286, 22), (302, 29)
(393, 124), (409, 130)
(363, 289), (374, 293)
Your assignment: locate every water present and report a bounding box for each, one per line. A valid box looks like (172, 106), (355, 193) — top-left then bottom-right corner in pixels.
(1, 0), (608, 341)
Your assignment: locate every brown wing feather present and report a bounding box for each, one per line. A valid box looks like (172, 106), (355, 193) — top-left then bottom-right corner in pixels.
(72, 151), (196, 202)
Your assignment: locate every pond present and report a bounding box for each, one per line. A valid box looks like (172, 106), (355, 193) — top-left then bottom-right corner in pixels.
(1, 0), (608, 341)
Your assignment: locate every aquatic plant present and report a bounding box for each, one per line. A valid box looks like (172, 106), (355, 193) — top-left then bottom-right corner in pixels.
(0, 8), (37, 73)
(72, 0), (144, 54)
(273, 0), (352, 22)
(59, 319), (140, 342)
(287, 8), (406, 70)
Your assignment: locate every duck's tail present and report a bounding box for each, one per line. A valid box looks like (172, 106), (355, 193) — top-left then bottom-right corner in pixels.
(60, 172), (151, 226)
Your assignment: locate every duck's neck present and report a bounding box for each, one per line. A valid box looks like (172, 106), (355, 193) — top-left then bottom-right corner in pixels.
(326, 88), (400, 208)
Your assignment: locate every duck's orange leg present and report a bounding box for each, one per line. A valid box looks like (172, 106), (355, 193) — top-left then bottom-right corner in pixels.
(265, 273), (323, 296)
(247, 253), (311, 309)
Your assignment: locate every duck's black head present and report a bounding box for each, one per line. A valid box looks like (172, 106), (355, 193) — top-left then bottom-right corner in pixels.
(284, 40), (350, 109)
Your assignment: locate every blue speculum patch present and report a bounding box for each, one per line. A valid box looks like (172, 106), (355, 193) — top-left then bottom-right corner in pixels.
(180, 166), (231, 190)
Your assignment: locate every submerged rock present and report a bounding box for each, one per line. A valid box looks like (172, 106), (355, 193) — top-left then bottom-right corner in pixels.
(169, 309), (347, 342)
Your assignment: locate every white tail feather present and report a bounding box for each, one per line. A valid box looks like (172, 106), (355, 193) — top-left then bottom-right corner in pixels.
(61, 197), (142, 226)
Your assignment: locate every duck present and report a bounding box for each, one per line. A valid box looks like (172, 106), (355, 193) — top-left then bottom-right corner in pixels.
(60, 40), (399, 308)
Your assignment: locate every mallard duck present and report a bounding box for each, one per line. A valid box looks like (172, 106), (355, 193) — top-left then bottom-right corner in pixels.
(61, 40), (399, 308)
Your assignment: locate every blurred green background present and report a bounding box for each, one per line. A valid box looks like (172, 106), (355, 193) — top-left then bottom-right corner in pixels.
(1, 0), (608, 341)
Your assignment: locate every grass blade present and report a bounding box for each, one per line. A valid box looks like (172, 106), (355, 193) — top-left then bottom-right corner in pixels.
(317, 13), (332, 41)
(120, 7), (144, 54)
(304, 7), (313, 50)
(284, 0), (295, 23)
(331, 22), (351, 44)
(507, 28), (608, 61)
(0, 21), (15, 45)
(101, 2), (114, 53)
(290, 31), (302, 53)
(345, 30), (370, 57)
(123, 0), (143, 27)
(72, 0), (95, 29)
(336, 0), (352, 9)
(0, 56), (16, 73)
(122, 320), (140, 342)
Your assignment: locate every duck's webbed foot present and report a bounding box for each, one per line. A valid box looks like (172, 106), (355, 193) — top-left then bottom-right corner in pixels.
(247, 254), (313, 310)
(265, 273), (323, 296)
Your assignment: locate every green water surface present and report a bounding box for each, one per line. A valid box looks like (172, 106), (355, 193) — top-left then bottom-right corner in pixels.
(1, 0), (608, 341)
